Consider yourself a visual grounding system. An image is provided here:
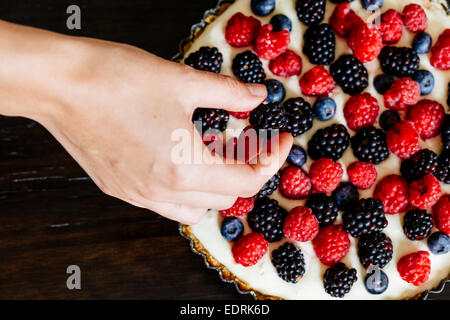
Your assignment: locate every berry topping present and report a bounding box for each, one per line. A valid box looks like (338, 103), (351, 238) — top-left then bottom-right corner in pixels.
(374, 174), (409, 214)
(435, 153), (450, 184)
(249, 102), (287, 132)
(358, 232), (393, 268)
(408, 174), (442, 210)
(248, 197), (288, 242)
(313, 224), (351, 266)
(365, 269), (389, 295)
(232, 232), (268, 267)
(257, 171), (281, 198)
(333, 182), (360, 211)
(427, 232), (450, 255)
(323, 263), (357, 298)
(397, 251), (431, 286)
(343, 93), (380, 131)
(296, 0), (327, 26)
(308, 124), (350, 161)
(269, 49), (302, 77)
(347, 161), (377, 190)
(280, 166), (312, 200)
(412, 32), (432, 54)
(379, 110), (401, 132)
(306, 193), (339, 226)
(348, 23), (383, 63)
(406, 100), (444, 140)
(379, 9), (403, 44)
(185, 47), (223, 73)
(384, 77), (421, 111)
(330, 54), (369, 95)
(299, 66), (335, 97)
(225, 13), (261, 48)
(232, 50), (266, 84)
(329, 2), (364, 38)
(386, 121), (421, 159)
(401, 4), (428, 33)
(343, 198), (388, 238)
(430, 29), (450, 70)
(403, 209), (434, 241)
(219, 197), (254, 218)
(283, 206), (320, 242)
(287, 145), (307, 167)
(192, 108), (229, 132)
(413, 70), (435, 96)
(400, 149), (438, 183)
(272, 243), (306, 283)
(254, 24), (290, 60)
(442, 115), (450, 154)
(378, 46), (420, 78)
(374, 74), (395, 95)
(303, 23), (336, 65)
(221, 217), (244, 241)
(361, 0), (384, 12)
(350, 126), (389, 164)
(228, 111), (251, 119)
(264, 79), (286, 103)
(270, 14), (292, 32)
(251, 0), (276, 16)
(313, 97), (337, 121)
(282, 97), (314, 137)
(309, 158), (343, 193)
(433, 194), (450, 235)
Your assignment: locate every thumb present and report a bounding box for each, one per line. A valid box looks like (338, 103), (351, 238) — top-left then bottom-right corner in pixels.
(188, 70), (267, 112)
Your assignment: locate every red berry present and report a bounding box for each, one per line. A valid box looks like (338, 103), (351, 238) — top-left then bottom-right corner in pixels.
(397, 251), (431, 286)
(225, 13), (261, 48)
(430, 29), (450, 70)
(406, 100), (445, 140)
(433, 194), (450, 235)
(408, 174), (441, 210)
(219, 197), (254, 218)
(329, 3), (364, 38)
(401, 4), (428, 33)
(279, 166), (312, 200)
(312, 224), (350, 266)
(283, 206), (319, 242)
(384, 78), (420, 111)
(379, 9), (403, 44)
(232, 232), (268, 267)
(269, 49), (302, 77)
(347, 23), (383, 63)
(299, 66), (335, 97)
(386, 121), (421, 159)
(347, 161), (377, 190)
(228, 111), (251, 119)
(254, 24), (290, 60)
(373, 174), (409, 214)
(343, 92), (380, 131)
(309, 158), (343, 193)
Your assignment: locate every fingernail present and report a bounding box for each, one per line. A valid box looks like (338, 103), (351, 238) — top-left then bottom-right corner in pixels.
(245, 83), (267, 98)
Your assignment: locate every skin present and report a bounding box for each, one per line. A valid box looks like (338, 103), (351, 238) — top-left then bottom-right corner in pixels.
(0, 21), (293, 224)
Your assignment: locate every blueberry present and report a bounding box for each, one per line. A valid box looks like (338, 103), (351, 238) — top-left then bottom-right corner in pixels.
(379, 110), (401, 131)
(364, 268), (389, 295)
(264, 79), (286, 103)
(361, 0), (384, 11)
(313, 97), (336, 121)
(251, 0), (276, 16)
(414, 70), (435, 95)
(332, 182), (359, 211)
(270, 14), (292, 32)
(428, 232), (450, 255)
(374, 74), (395, 95)
(287, 145), (307, 167)
(221, 217), (244, 241)
(412, 32), (432, 54)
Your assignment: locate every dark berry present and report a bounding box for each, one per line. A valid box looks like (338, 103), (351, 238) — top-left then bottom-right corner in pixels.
(296, 0), (326, 26)
(441, 114), (450, 154)
(378, 46), (420, 78)
(364, 268), (389, 295)
(358, 232), (393, 268)
(247, 197), (288, 242)
(379, 110), (401, 132)
(258, 171), (281, 198)
(330, 55), (369, 95)
(287, 145), (307, 167)
(400, 149), (438, 183)
(272, 242), (306, 283)
(332, 182), (360, 211)
(249, 102), (287, 134)
(350, 126), (389, 164)
(221, 217), (244, 241)
(323, 263), (357, 298)
(313, 97), (336, 121)
(434, 152), (450, 184)
(282, 97), (314, 137)
(232, 50), (266, 84)
(413, 70), (435, 95)
(412, 32), (432, 54)
(343, 198), (388, 238)
(374, 74), (395, 95)
(361, 0), (384, 12)
(251, 0), (276, 16)
(427, 232), (450, 255)
(306, 193), (339, 226)
(303, 24), (336, 65)
(270, 14), (292, 32)
(264, 79), (286, 103)
(403, 209), (434, 241)
(192, 108), (229, 132)
(308, 124), (350, 161)
(185, 46), (223, 73)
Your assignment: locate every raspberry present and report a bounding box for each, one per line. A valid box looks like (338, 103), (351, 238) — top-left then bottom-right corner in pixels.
(408, 174), (442, 210)
(343, 198), (388, 238)
(400, 149), (439, 183)
(228, 111), (251, 119)
(373, 174), (409, 214)
(254, 24), (290, 60)
(384, 78), (421, 111)
(430, 29), (450, 70)
(299, 66), (335, 97)
(323, 263), (357, 298)
(257, 171), (280, 198)
(185, 47), (223, 73)
(350, 126), (389, 165)
(329, 3), (364, 38)
(401, 4), (428, 33)
(379, 9), (403, 44)
(279, 166), (312, 200)
(305, 193), (339, 226)
(283, 206), (319, 242)
(330, 54), (369, 95)
(347, 161), (377, 190)
(225, 13), (261, 48)
(303, 23), (336, 65)
(378, 46), (420, 78)
(386, 121), (421, 159)
(397, 251), (431, 286)
(232, 50), (266, 84)
(269, 49), (302, 77)
(296, 0), (326, 26)
(271, 243), (306, 283)
(192, 108), (229, 132)
(312, 224), (350, 266)
(248, 197), (288, 242)
(433, 194), (450, 235)
(282, 97), (314, 137)
(406, 100), (445, 140)
(219, 197), (254, 218)
(358, 232), (393, 268)
(309, 158), (343, 193)
(308, 124), (350, 161)
(232, 232), (268, 267)
(403, 209), (434, 241)
(348, 23), (383, 63)
(343, 93), (379, 131)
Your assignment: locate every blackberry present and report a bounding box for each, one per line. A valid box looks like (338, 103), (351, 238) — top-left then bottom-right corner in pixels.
(378, 46), (420, 78)
(303, 24), (336, 65)
(249, 103), (287, 140)
(330, 55), (369, 95)
(271, 242), (306, 283)
(232, 51), (266, 84)
(323, 263), (357, 298)
(305, 193), (339, 226)
(350, 126), (389, 164)
(358, 232), (393, 268)
(343, 198), (388, 238)
(247, 197), (288, 242)
(192, 108), (229, 132)
(441, 114), (450, 154)
(257, 171), (281, 198)
(282, 98), (314, 137)
(400, 149), (438, 183)
(434, 152), (450, 184)
(308, 124), (350, 161)
(184, 46), (223, 74)
(296, 0), (326, 26)
(403, 209), (434, 241)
